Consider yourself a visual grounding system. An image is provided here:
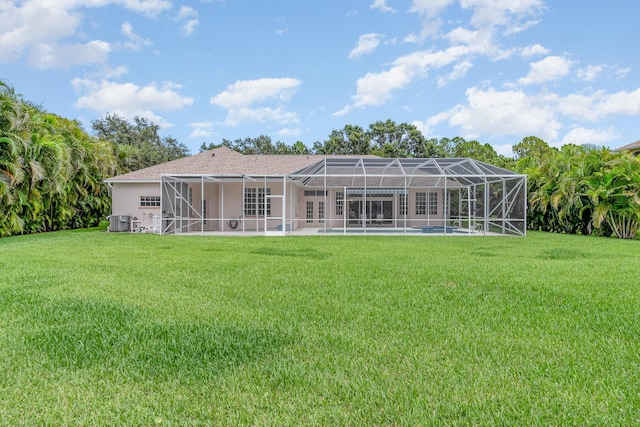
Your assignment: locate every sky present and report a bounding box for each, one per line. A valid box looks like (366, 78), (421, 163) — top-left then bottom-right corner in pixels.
(1, 0), (639, 156)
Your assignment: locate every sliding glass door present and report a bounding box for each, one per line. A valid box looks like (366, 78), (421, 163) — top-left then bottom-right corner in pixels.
(348, 199), (393, 225)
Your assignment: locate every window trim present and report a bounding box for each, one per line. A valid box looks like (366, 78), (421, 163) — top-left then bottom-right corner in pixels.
(415, 192), (426, 215)
(243, 188), (272, 216)
(139, 196), (160, 207)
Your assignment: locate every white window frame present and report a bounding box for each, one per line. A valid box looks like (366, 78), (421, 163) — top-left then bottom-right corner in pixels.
(139, 196), (160, 207)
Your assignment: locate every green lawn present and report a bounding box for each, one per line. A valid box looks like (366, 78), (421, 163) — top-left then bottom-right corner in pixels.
(0, 230), (639, 425)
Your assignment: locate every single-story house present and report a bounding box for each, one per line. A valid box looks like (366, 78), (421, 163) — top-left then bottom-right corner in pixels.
(616, 140), (640, 156)
(105, 146), (527, 236)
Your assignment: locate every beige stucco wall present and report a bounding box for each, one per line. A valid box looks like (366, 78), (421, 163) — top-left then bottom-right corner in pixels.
(186, 180), (294, 232)
(111, 180), (447, 232)
(296, 188), (445, 228)
(111, 182), (160, 228)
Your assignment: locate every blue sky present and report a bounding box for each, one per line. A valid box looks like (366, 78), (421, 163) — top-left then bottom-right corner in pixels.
(2, 0), (639, 156)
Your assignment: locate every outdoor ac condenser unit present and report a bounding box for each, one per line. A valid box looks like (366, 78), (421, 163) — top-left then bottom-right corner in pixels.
(108, 215), (131, 232)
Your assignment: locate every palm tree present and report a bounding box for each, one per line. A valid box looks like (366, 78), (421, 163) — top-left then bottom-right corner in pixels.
(587, 151), (640, 239)
(0, 80), (120, 236)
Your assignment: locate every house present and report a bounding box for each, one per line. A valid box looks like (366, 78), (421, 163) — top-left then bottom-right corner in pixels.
(105, 146), (527, 236)
(616, 140), (640, 156)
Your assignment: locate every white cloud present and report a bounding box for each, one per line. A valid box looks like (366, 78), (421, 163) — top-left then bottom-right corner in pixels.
(459, 0), (545, 29)
(336, 43), (484, 116)
(560, 127), (619, 146)
(494, 143), (514, 156)
(405, 0), (454, 42)
(210, 78), (302, 126)
(441, 87), (563, 141)
(72, 79), (194, 126)
(557, 88), (640, 121)
(416, 83), (640, 146)
(211, 78), (301, 109)
(101, 65), (129, 79)
(517, 55), (573, 85)
(121, 22), (152, 50)
(503, 19), (540, 35)
(615, 67), (631, 80)
(349, 33), (384, 59)
(175, 6), (199, 36)
(0, 1), (81, 63)
(27, 40), (111, 69)
(445, 27), (497, 57)
(277, 127), (303, 138)
(437, 60), (473, 87)
(370, 0), (396, 13)
(410, 0), (454, 18)
(116, 0), (172, 17)
(0, 0), (171, 69)
(275, 17), (288, 35)
(412, 110), (451, 136)
(224, 107), (299, 127)
(575, 64), (604, 82)
(556, 92), (602, 121)
(595, 88), (640, 116)
(520, 43), (549, 57)
(189, 121), (216, 138)
(181, 19), (200, 36)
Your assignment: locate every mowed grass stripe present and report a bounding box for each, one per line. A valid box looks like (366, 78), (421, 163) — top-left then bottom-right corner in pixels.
(0, 230), (638, 425)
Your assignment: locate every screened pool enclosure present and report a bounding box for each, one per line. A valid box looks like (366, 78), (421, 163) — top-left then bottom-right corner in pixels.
(159, 157), (527, 236)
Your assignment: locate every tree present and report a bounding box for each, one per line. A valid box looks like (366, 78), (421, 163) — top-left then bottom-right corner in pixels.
(587, 150), (640, 239)
(199, 140), (232, 152)
(0, 79), (118, 236)
(523, 143), (640, 239)
(512, 136), (557, 160)
(290, 141), (310, 155)
(366, 119), (440, 158)
(313, 124), (370, 155)
(91, 114), (189, 172)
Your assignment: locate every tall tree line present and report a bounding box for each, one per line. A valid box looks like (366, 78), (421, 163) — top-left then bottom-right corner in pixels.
(0, 80), (192, 237)
(92, 114), (189, 172)
(0, 81), (120, 236)
(516, 137), (640, 239)
(200, 119), (515, 168)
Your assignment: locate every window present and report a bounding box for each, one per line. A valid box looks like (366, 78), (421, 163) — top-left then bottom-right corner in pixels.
(415, 192), (426, 215)
(244, 188), (271, 216)
(319, 201), (325, 224)
(399, 193), (407, 216)
(140, 196), (160, 207)
(202, 199), (207, 219)
(336, 192), (344, 215)
(306, 201), (314, 223)
(428, 192), (438, 215)
(304, 190), (327, 197)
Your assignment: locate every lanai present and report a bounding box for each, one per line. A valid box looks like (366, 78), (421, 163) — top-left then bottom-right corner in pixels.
(159, 156), (527, 236)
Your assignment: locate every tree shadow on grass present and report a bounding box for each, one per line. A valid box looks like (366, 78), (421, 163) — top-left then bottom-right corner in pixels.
(1, 288), (290, 381)
(250, 247), (329, 259)
(536, 248), (591, 260)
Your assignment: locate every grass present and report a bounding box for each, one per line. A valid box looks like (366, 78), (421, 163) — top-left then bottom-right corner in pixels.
(0, 230), (639, 425)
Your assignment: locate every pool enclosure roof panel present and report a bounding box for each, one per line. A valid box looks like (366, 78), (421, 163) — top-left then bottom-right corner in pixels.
(288, 157), (522, 187)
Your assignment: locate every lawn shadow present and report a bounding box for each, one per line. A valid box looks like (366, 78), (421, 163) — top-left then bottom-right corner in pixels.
(1, 288), (290, 381)
(250, 246), (329, 260)
(536, 248), (592, 260)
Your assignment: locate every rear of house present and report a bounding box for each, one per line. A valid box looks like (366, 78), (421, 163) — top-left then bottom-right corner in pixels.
(106, 147), (527, 236)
